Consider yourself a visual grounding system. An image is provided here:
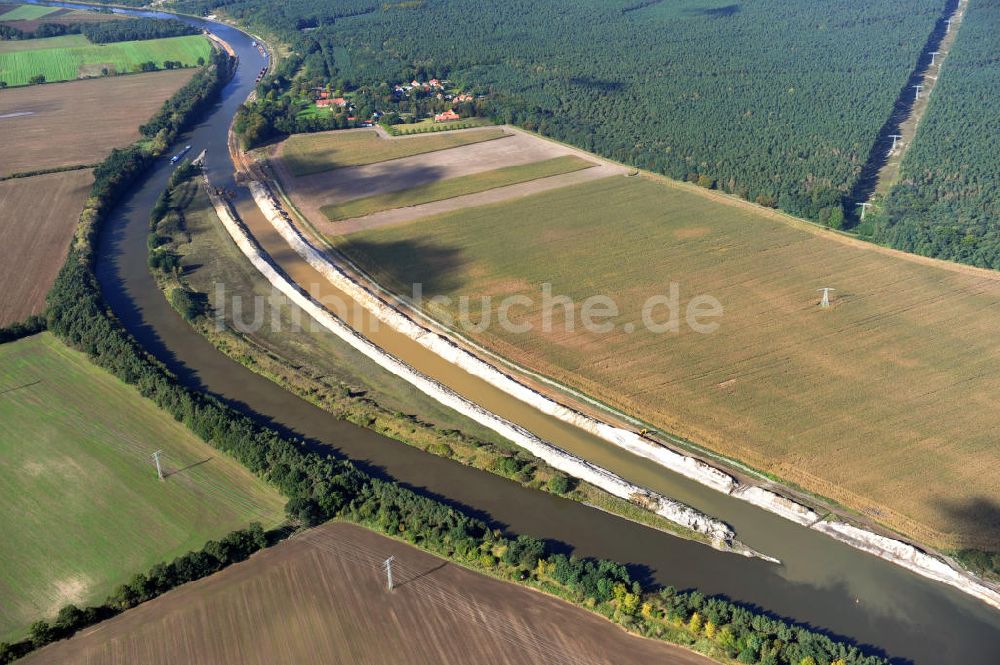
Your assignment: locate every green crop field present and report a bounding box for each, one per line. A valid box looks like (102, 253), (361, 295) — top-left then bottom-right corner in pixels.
(0, 34), (211, 86)
(0, 3), (59, 20)
(0, 34), (88, 53)
(321, 155), (594, 221)
(0, 334), (285, 641)
(280, 127), (509, 177)
(334, 175), (1000, 551)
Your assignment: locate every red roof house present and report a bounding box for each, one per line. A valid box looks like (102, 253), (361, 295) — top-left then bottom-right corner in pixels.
(315, 97), (348, 108)
(434, 109), (461, 122)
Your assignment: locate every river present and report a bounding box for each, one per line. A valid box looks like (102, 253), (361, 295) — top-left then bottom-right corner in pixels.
(28, 2), (1000, 661)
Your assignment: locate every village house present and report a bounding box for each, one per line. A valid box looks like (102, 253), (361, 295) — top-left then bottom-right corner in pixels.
(316, 96), (348, 108)
(434, 109), (461, 122)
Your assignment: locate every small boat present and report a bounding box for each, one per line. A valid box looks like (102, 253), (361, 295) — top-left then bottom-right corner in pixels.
(170, 145), (192, 164)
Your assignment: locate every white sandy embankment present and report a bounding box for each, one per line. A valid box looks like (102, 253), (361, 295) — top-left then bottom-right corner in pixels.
(205, 179), (769, 558)
(247, 179), (1000, 611)
(813, 522), (1000, 610)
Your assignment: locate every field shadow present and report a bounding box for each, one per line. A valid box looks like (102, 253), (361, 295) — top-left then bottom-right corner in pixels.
(569, 77), (624, 93)
(847, 0), (958, 222)
(935, 495), (1000, 552)
(165, 456), (213, 478)
(300, 161), (448, 204)
(688, 4), (741, 18)
(394, 561), (448, 589)
(0, 379), (41, 397)
(338, 237), (467, 296)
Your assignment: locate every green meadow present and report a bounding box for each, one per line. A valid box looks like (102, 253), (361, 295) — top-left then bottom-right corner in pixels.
(0, 334), (285, 641)
(0, 33), (211, 86)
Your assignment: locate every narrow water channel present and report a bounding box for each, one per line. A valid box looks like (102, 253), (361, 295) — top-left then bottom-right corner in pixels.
(38, 2), (999, 661)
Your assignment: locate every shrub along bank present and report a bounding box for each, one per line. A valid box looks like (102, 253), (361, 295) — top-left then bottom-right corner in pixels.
(1, 32), (889, 665)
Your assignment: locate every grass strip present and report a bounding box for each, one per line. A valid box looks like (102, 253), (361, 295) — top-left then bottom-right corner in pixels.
(322, 155), (594, 221)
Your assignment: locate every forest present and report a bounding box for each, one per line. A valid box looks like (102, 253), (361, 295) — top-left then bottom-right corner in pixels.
(873, 0), (1000, 268)
(178, 0), (945, 226)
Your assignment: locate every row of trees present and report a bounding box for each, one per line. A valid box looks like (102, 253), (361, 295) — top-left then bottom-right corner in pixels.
(874, 0), (1000, 269)
(82, 17), (200, 44)
(0, 22), (82, 40)
(0, 16), (197, 43)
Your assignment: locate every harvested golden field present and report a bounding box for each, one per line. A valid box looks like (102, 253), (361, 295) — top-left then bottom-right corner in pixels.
(21, 522), (711, 665)
(335, 175), (1000, 550)
(277, 126), (510, 176)
(0, 170), (92, 326)
(0, 68), (195, 176)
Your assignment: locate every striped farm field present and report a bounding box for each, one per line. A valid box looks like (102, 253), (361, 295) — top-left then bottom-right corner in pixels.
(279, 127), (509, 176)
(321, 155), (595, 221)
(0, 170), (93, 326)
(0, 3), (58, 20)
(0, 34), (211, 86)
(335, 175), (1000, 551)
(0, 334), (285, 642)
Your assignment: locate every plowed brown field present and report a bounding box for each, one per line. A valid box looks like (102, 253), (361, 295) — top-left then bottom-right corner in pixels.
(0, 170), (92, 326)
(0, 68), (195, 177)
(21, 523), (712, 665)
